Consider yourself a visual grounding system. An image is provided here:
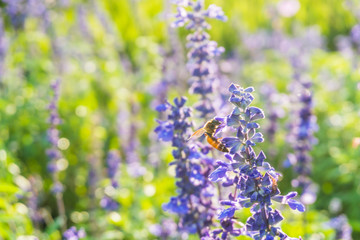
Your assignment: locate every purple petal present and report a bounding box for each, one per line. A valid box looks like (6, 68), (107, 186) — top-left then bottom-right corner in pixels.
(209, 166), (228, 182)
(218, 207), (236, 220)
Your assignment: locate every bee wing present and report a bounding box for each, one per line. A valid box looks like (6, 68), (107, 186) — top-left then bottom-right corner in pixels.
(269, 174), (278, 185)
(187, 128), (206, 141)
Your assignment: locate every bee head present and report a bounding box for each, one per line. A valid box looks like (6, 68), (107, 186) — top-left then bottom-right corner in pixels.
(210, 119), (221, 125)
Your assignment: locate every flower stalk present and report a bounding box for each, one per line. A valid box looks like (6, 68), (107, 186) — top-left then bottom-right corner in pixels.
(208, 84), (305, 240)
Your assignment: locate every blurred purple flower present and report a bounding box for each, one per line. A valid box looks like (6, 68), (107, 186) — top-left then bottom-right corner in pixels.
(351, 24), (360, 46)
(46, 79), (67, 231)
(63, 226), (86, 240)
(47, 79), (62, 177)
(100, 196), (120, 211)
(101, 150), (121, 211)
(27, 176), (43, 225)
(117, 103), (146, 177)
(173, 0), (227, 117)
(0, 18), (8, 83)
(149, 218), (178, 239)
(2, 0), (27, 29)
(3, 0), (49, 30)
(106, 150), (121, 179)
(326, 215), (352, 240)
(286, 77), (318, 205)
(77, 6), (93, 40)
(241, 27), (322, 63)
(51, 181), (64, 194)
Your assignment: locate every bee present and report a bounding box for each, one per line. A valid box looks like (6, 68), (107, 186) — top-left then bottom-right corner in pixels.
(269, 174), (278, 193)
(188, 119), (229, 153)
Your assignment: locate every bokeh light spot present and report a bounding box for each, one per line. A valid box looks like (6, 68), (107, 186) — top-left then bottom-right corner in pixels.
(0, 150), (7, 162)
(277, 0), (300, 17)
(15, 203), (28, 215)
(9, 163), (20, 175)
(57, 138), (70, 150)
(56, 158), (69, 171)
(75, 105), (88, 117)
(84, 61), (96, 73)
(15, 176), (30, 191)
(109, 212), (122, 223)
(144, 184), (156, 197)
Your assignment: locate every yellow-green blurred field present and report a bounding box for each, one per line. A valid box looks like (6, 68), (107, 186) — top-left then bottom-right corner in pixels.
(0, 0), (359, 239)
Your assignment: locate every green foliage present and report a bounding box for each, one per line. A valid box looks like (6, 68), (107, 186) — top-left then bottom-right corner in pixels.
(0, 0), (359, 239)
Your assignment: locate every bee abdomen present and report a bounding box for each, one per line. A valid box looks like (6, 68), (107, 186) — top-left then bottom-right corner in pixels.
(206, 135), (229, 153)
(218, 143), (229, 153)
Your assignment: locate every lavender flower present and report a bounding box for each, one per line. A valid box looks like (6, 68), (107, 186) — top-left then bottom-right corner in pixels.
(100, 150), (121, 211)
(117, 103), (146, 177)
(155, 97), (216, 237)
(149, 218), (178, 239)
(77, 6), (93, 41)
(278, 27), (320, 206)
(350, 24), (360, 48)
(2, 0), (27, 29)
(46, 78), (67, 232)
(106, 150), (121, 181)
(286, 78), (318, 205)
(260, 84), (285, 144)
(63, 226), (86, 240)
(0, 17), (7, 83)
(326, 215), (352, 240)
(87, 156), (98, 200)
(93, 2), (116, 36)
(208, 84), (304, 240)
(241, 27), (322, 64)
(336, 24), (360, 69)
(27, 176), (43, 226)
(26, 0), (47, 19)
(2, 0), (48, 30)
(46, 79), (62, 186)
(172, 0), (227, 117)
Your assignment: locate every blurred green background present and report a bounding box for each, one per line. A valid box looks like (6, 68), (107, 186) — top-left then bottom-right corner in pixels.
(0, 0), (359, 239)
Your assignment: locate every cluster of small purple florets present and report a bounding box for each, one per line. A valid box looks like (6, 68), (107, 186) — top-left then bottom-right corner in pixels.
(173, 0), (227, 117)
(349, 1), (360, 52)
(100, 150), (121, 211)
(0, 18), (7, 82)
(46, 79), (64, 194)
(327, 214), (352, 240)
(155, 97), (216, 236)
(63, 226), (86, 240)
(2, 0), (49, 30)
(286, 78), (318, 204)
(206, 84), (305, 240)
(350, 24), (360, 51)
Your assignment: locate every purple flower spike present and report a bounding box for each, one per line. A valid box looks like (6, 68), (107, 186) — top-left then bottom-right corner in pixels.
(287, 77), (318, 205)
(101, 150), (121, 211)
(173, 0), (227, 117)
(209, 83), (304, 239)
(326, 214), (352, 240)
(155, 97), (216, 237)
(46, 80), (64, 186)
